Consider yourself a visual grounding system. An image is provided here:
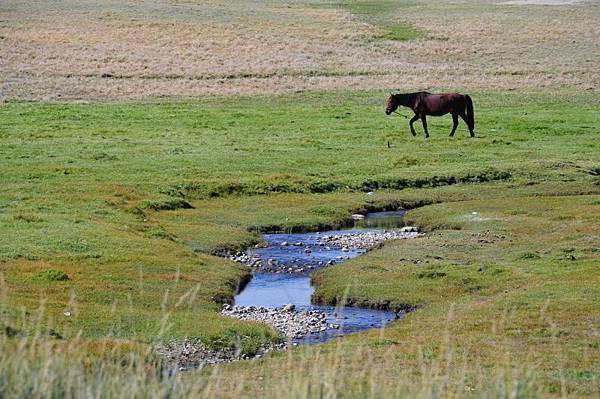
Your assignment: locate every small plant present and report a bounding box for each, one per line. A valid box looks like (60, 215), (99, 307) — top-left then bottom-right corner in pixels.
(417, 271), (447, 279)
(310, 205), (340, 216)
(393, 156), (419, 167)
(36, 269), (70, 281)
(519, 252), (541, 260)
(140, 198), (194, 211)
(13, 213), (43, 223)
(377, 23), (424, 41)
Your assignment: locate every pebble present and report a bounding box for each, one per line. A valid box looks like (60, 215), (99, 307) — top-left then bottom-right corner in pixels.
(154, 336), (286, 373)
(283, 303), (295, 312)
(222, 304), (328, 338)
(319, 228), (420, 249)
(226, 228), (421, 274)
(159, 226), (422, 373)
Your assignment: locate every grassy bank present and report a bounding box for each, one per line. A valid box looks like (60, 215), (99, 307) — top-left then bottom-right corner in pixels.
(311, 195), (599, 391)
(3, 191), (597, 397)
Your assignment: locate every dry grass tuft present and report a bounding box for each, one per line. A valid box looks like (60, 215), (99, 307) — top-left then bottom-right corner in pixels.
(0, 301), (552, 398)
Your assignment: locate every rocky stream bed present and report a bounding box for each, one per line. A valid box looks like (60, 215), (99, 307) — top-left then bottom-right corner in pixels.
(156, 212), (421, 372)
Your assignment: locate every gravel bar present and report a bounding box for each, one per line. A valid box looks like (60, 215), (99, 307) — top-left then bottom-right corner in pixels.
(222, 304), (332, 339)
(228, 226), (421, 273)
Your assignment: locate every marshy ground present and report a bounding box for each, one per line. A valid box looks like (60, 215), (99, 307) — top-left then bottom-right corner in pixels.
(0, 0), (599, 397)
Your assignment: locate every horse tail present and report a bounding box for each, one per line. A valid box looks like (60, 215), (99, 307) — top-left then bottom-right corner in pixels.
(465, 95), (475, 131)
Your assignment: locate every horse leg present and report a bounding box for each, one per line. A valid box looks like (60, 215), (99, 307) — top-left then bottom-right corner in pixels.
(459, 112), (474, 137)
(450, 113), (458, 137)
(409, 114), (419, 136)
(421, 115), (429, 138)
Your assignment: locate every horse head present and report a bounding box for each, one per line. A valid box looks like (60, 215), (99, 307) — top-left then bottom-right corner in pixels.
(385, 93), (398, 115)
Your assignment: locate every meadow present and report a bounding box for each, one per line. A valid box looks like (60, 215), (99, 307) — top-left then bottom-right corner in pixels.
(1, 0), (599, 397)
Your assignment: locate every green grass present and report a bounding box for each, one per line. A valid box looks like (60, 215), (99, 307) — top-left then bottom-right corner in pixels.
(1, 91), (597, 196)
(331, 1), (426, 41)
(0, 89), (599, 396)
(208, 193), (599, 396)
(377, 23), (424, 41)
(313, 194), (599, 311)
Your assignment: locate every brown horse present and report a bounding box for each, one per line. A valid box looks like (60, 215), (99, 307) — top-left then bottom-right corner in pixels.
(385, 92), (475, 138)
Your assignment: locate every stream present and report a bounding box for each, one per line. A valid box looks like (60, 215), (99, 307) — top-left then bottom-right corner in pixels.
(156, 210), (420, 371)
(232, 210), (414, 344)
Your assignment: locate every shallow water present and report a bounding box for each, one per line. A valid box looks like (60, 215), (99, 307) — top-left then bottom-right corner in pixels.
(353, 210), (407, 229)
(245, 229), (369, 272)
(235, 273), (400, 343)
(236, 274), (314, 308)
(234, 210), (408, 344)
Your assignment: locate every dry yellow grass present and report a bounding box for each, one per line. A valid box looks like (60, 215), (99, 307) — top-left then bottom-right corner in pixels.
(1, 0), (598, 101)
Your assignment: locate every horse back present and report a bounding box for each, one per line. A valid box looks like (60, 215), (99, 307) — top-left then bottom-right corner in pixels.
(420, 92), (466, 116)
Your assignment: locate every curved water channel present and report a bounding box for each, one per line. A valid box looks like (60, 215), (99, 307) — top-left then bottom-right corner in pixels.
(233, 210), (411, 344)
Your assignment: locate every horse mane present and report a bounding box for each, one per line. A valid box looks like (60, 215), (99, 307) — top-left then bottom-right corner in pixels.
(394, 92), (429, 107)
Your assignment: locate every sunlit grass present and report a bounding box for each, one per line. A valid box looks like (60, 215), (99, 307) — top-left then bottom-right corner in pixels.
(1, 0), (597, 100)
(377, 23), (424, 41)
(0, 300), (552, 398)
(0, 88), (598, 396)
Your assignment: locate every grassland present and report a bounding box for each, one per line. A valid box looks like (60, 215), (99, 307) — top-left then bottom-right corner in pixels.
(1, 0), (599, 397)
(1, 89), (599, 396)
(1, 0), (598, 100)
